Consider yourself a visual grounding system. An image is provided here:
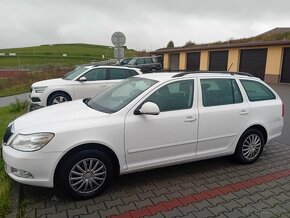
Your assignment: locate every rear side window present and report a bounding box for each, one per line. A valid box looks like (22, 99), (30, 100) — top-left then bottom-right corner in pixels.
(201, 79), (243, 107)
(240, 80), (276, 101)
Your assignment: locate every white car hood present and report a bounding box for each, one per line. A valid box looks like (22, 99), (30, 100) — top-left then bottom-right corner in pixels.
(32, 78), (74, 87)
(13, 100), (110, 133)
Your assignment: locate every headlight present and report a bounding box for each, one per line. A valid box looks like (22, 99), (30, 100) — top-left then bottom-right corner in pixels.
(33, 86), (47, 93)
(8, 133), (54, 152)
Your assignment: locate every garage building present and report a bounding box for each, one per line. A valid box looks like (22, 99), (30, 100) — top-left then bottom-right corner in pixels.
(152, 40), (290, 83)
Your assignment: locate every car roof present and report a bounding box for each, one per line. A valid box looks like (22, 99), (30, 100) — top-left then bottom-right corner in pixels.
(84, 65), (142, 71)
(135, 71), (260, 82)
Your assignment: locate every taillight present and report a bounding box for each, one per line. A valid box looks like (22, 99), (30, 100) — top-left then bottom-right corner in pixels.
(282, 101), (285, 117)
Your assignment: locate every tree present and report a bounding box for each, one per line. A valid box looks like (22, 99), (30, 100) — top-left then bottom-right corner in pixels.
(184, 40), (196, 47)
(167, 40), (174, 48)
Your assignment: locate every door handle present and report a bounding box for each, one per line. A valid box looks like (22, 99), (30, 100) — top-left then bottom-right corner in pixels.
(184, 116), (197, 123)
(240, 110), (248, 115)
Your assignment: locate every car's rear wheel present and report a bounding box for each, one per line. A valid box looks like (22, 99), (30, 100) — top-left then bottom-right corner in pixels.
(48, 92), (71, 105)
(56, 150), (114, 199)
(234, 129), (265, 164)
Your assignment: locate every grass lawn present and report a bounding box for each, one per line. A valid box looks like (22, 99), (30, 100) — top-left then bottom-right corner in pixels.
(0, 104), (27, 217)
(0, 43), (137, 68)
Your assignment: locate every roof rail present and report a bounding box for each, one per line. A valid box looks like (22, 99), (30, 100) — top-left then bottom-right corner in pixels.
(232, 72), (254, 77)
(171, 71), (254, 78)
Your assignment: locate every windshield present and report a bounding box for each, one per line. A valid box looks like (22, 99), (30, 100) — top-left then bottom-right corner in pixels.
(86, 77), (157, 113)
(63, 66), (88, 80)
(127, 58), (137, 65)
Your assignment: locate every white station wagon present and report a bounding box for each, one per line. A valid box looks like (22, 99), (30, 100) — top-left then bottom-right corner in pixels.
(3, 72), (284, 199)
(30, 65), (142, 107)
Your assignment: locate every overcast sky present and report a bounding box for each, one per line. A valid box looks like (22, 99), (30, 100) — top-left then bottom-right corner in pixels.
(0, 0), (289, 51)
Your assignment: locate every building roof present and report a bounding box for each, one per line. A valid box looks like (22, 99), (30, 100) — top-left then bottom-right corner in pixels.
(151, 40), (290, 54)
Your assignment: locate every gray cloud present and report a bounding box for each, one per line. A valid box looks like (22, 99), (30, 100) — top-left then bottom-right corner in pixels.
(0, 0), (289, 50)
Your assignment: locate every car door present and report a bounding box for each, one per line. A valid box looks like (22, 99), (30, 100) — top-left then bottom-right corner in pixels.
(107, 68), (133, 88)
(125, 79), (198, 170)
(135, 58), (145, 72)
(143, 58), (153, 72)
(197, 78), (249, 156)
(73, 68), (108, 99)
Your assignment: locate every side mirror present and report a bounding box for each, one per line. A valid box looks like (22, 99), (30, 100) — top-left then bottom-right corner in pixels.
(138, 102), (160, 115)
(79, 76), (87, 82)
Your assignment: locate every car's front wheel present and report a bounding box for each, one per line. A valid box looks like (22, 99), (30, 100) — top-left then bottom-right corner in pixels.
(48, 92), (71, 105)
(234, 129), (265, 164)
(57, 150), (114, 199)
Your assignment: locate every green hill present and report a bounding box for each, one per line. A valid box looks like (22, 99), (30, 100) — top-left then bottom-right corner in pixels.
(183, 28), (290, 48)
(0, 43), (137, 69)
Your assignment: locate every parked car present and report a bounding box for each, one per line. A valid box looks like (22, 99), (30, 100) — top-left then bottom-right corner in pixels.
(115, 57), (133, 66)
(29, 66), (142, 107)
(3, 72), (284, 199)
(126, 56), (162, 73)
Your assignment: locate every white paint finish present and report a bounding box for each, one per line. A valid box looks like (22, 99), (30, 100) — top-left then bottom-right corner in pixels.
(2, 72), (284, 189)
(125, 109), (198, 170)
(30, 66), (142, 107)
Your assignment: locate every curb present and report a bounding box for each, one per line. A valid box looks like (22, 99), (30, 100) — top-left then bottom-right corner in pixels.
(5, 181), (21, 218)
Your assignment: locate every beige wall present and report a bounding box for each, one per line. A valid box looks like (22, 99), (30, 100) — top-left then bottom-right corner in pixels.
(265, 46), (283, 76)
(227, 49), (239, 72)
(179, 52), (187, 70)
(163, 53), (170, 70)
(200, 51), (209, 70)
(264, 46), (283, 83)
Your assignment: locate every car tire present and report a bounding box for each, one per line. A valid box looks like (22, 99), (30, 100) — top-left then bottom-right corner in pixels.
(234, 129), (265, 164)
(151, 68), (157, 72)
(56, 150), (114, 199)
(48, 92), (71, 105)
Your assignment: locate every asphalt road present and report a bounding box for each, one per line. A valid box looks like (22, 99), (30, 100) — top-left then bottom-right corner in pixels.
(0, 92), (30, 107)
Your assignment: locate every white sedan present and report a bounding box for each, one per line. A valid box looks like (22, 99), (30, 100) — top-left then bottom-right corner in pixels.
(30, 65), (142, 107)
(3, 72), (283, 199)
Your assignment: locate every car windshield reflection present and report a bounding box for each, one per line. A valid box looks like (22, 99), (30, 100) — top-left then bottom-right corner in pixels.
(86, 77), (157, 113)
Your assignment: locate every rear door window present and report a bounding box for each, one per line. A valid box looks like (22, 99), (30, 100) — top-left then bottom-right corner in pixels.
(201, 79), (243, 107)
(240, 80), (276, 101)
(109, 68), (131, 80)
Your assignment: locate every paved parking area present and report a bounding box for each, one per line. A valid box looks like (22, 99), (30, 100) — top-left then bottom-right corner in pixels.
(22, 140), (290, 218)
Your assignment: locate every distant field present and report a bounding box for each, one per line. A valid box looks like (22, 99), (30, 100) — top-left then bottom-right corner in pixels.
(0, 43), (137, 69)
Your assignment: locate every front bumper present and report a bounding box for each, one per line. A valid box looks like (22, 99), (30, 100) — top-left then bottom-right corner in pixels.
(29, 92), (47, 107)
(2, 145), (62, 188)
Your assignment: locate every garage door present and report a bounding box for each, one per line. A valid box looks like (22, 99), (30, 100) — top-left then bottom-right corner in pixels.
(281, 48), (290, 83)
(186, 52), (200, 71)
(239, 49), (267, 80)
(170, 54), (180, 71)
(209, 51), (228, 71)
